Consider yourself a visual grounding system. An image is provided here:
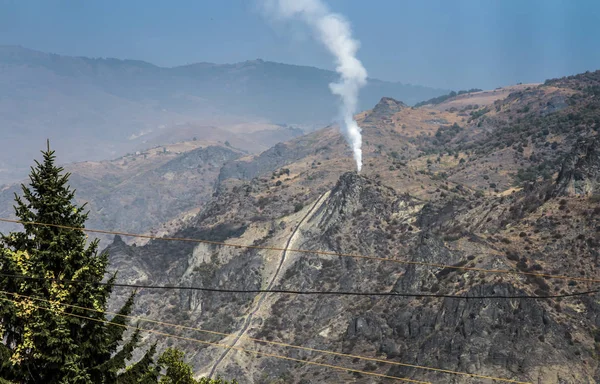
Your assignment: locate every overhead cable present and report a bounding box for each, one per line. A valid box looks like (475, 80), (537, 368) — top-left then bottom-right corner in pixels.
(1, 218), (598, 284)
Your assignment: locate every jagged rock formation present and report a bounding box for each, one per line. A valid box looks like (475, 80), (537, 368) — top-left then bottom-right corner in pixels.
(101, 71), (600, 383)
(362, 97), (407, 123)
(106, 168), (599, 383)
(554, 135), (600, 196)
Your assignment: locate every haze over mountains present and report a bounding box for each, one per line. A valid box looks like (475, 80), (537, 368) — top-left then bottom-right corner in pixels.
(0, 45), (447, 184)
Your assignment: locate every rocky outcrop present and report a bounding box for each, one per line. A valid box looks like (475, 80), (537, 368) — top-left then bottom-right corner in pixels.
(363, 97), (407, 123)
(381, 283), (587, 383)
(102, 156), (600, 383)
(554, 135), (600, 196)
(313, 172), (401, 229)
(540, 94), (568, 116)
(307, 172), (419, 259)
(242, 171), (597, 383)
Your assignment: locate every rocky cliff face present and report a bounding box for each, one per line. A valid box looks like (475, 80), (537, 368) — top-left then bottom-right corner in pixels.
(362, 97), (407, 124)
(554, 135), (600, 196)
(237, 172), (597, 383)
(103, 71), (600, 383)
(106, 169), (599, 383)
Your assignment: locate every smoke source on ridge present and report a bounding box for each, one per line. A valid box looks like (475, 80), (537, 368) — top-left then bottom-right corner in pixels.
(262, 0), (367, 172)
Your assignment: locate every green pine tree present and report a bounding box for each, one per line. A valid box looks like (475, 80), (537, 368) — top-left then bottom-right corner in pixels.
(157, 349), (237, 384)
(116, 344), (159, 384)
(0, 142), (238, 383)
(0, 141), (143, 383)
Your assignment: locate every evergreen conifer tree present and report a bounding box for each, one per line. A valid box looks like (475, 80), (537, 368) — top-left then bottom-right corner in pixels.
(0, 142), (144, 383)
(0, 142), (238, 384)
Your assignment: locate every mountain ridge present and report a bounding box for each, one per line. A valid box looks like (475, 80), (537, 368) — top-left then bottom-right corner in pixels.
(0, 45), (445, 89)
(102, 69), (599, 382)
(0, 44), (449, 184)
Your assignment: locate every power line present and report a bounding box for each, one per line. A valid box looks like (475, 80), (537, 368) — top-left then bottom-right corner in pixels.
(0, 273), (597, 300)
(0, 290), (531, 384)
(208, 193), (327, 379)
(0, 293), (430, 384)
(1, 217), (598, 284)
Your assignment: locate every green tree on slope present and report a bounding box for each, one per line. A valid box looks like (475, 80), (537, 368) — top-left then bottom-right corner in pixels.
(0, 142), (237, 383)
(0, 141), (145, 383)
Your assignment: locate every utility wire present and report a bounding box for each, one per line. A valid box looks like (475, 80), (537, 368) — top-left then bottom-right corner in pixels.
(1, 218), (598, 284)
(0, 293), (430, 384)
(0, 273), (597, 299)
(0, 290), (531, 384)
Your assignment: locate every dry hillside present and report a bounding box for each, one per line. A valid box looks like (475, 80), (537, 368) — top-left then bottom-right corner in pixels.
(102, 71), (600, 383)
(0, 141), (243, 247)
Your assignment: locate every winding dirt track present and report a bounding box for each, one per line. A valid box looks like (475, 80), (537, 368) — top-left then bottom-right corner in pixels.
(208, 193), (327, 378)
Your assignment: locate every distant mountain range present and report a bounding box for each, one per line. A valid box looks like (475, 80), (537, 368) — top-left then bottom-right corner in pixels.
(0, 45), (447, 184)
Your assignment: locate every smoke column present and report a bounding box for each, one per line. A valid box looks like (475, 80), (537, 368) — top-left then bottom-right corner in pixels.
(263, 0), (367, 171)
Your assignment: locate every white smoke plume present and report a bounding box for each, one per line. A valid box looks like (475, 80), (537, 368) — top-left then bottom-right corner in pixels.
(262, 0), (367, 171)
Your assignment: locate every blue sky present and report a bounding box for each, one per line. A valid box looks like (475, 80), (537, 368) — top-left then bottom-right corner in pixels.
(1, 0), (599, 90)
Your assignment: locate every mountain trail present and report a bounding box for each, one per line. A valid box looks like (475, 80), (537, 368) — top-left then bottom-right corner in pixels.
(207, 192), (329, 378)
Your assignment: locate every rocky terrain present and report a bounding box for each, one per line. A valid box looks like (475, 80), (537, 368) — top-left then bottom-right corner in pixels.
(8, 70), (600, 382)
(98, 70), (600, 383)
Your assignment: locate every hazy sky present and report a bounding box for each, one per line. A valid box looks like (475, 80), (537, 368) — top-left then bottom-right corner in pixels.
(1, 0), (599, 90)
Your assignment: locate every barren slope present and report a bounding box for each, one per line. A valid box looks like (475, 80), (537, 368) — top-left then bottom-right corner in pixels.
(103, 71), (600, 383)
